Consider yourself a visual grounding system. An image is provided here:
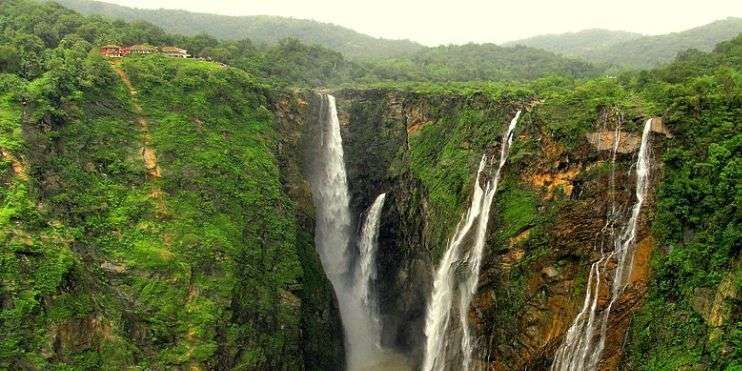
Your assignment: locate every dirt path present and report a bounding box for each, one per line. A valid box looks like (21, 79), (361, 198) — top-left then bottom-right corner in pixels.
(111, 62), (167, 214)
(1, 149), (27, 181)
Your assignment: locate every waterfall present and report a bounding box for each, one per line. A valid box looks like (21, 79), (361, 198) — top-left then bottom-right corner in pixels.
(311, 94), (352, 281)
(310, 94), (408, 370)
(355, 193), (387, 346)
(422, 111), (522, 371)
(550, 119), (653, 371)
(309, 94), (381, 370)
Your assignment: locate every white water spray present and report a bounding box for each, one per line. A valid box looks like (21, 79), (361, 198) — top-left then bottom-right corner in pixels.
(550, 119), (653, 371)
(423, 111), (522, 371)
(355, 193), (387, 346)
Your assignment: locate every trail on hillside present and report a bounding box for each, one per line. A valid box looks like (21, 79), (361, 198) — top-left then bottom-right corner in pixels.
(111, 62), (166, 212)
(0, 149), (26, 180)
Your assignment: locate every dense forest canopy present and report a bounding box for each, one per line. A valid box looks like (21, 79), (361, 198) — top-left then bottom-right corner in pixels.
(50, 0), (742, 72)
(0, 0), (602, 85)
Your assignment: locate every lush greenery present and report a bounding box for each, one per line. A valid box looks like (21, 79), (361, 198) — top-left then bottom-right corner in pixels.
(622, 36), (741, 370)
(504, 29), (641, 59)
(369, 36), (740, 369)
(508, 17), (742, 69)
(0, 0), (739, 369)
(0, 1), (342, 368)
(47, 0), (601, 84)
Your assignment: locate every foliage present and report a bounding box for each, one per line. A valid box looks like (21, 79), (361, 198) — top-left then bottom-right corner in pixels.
(0, 0), (740, 369)
(24, 0), (604, 85)
(622, 35), (741, 370)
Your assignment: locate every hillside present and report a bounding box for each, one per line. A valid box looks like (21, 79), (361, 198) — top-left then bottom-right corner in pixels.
(503, 29), (642, 58)
(506, 17), (742, 68)
(52, 0), (425, 60)
(1, 0), (740, 370)
(34, 0), (603, 84)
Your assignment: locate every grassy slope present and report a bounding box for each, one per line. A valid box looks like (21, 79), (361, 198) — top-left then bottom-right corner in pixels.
(0, 54), (323, 369)
(120, 55), (306, 369)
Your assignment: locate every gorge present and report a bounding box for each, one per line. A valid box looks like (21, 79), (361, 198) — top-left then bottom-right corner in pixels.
(278, 88), (688, 370)
(0, 2), (740, 370)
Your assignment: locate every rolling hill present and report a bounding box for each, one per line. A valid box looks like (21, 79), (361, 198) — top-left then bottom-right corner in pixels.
(506, 17), (742, 68)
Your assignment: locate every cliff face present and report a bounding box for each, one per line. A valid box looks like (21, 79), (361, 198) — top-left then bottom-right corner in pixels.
(274, 88), (671, 369)
(0, 58), (345, 370)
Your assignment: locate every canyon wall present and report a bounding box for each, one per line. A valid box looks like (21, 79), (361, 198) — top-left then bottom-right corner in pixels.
(275, 88), (673, 369)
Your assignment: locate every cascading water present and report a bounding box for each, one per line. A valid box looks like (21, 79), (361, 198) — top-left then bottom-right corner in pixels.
(309, 94), (385, 370)
(550, 119), (653, 371)
(422, 111), (522, 371)
(355, 193), (387, 346)
(311, 94), (352, 281)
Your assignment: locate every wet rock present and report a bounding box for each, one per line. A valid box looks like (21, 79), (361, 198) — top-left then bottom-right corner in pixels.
(100, 261), (127, 274)
(542, 266), (559, 279)
(649, 117), (673, 138)
(586, 130), (642, 153)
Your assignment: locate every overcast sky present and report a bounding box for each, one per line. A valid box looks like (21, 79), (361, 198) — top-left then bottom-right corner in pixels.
(101, 0), (742, 45)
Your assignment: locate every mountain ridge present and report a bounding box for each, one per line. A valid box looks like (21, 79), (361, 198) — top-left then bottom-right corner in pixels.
(51, 0), (426, 60)
(506, 17), (742, 67)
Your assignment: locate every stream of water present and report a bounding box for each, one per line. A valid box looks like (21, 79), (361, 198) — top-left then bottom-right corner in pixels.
(422, 111), (522, 371)
(550, 119), (653, 371)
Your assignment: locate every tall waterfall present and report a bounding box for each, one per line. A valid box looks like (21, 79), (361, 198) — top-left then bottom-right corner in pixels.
(550, 119), (653, 371)
(309, 94), (385, 370)
(422, 111), (522, 371)
(355, 193), (387, 346)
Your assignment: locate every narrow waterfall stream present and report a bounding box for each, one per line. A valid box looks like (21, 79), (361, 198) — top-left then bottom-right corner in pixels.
(422, 111), (522, 371)
(550, 118), (653, 371)
(354, 193), (387, 346)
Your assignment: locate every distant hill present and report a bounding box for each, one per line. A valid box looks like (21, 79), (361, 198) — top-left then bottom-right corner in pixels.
(50, 0), (602, 81)
(503, 29), (642, 58)
(505, 18), (742, 68)
(384, 43), (598, 81)
(52, 0), (426, 60)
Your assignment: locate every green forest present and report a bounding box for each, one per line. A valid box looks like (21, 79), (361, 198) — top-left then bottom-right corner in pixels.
(0, 0), (739, 370)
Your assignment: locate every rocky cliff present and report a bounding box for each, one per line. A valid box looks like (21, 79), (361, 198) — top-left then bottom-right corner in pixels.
(273, 86), (687, 369)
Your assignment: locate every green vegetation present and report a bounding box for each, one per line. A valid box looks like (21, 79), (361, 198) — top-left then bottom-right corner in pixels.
(622, 36), (741, 370)
(0, 1), (341, 368)
(504, 29), (642, 58)
(371, 44), (597, 82)
(47, 0), (602, 84)
(0, 0), (739, 369)
(508, 18), (742, 69)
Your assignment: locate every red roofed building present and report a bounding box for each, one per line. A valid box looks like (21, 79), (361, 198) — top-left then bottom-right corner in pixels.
(100, 45), (131, 57)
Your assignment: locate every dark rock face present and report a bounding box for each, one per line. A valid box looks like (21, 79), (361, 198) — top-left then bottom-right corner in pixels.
(336, 89), (433, 361)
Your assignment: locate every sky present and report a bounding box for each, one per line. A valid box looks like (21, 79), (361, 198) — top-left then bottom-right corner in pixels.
(101, 0), (742, 46)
